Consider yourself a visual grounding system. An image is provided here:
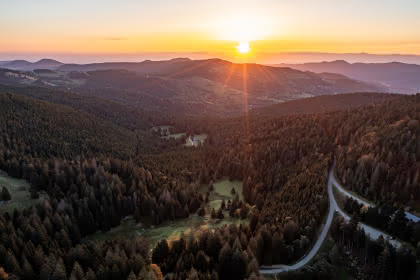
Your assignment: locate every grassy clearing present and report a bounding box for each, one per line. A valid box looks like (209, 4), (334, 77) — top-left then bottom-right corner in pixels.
(87, 217), (142, 242)
(199, 179), (244, 211)
(87, 213), (246, 248)
(87, 179), (247, 248)
(209, 199), (222, 209)
(212, 179), (243, 200)
(142, 214), (245, 246)
(0, 171), (45, 214)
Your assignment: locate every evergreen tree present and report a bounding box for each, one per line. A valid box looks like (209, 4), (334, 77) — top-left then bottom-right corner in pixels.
(0, 187), (11, 201)
(70, 261), (84, 280)
(152, 240), (169, 265)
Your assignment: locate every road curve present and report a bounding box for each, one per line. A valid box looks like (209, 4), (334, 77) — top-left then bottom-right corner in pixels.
(332, 175), (374, 208)
(260, 167), (337, 274)
(331, 176), (401, 248)
(260, 163), (402, 275)
(332, 173), (420, 223)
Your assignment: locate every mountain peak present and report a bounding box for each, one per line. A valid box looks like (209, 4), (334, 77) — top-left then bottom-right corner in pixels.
(328, 60), (350, 65)
(34, 58), (63, 65)
(169, 57), (191, 62)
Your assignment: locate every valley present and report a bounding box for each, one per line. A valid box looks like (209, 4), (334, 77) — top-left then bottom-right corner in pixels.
(0, 65), (418, 280)
(0, 58), (389, 116)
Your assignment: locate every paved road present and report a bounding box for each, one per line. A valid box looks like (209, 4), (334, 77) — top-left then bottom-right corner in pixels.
(260, 167), (337, 274)
(331, 178), (401, 248)
(331, 175), (374, 208)
(260, 164), (402, 275)
(332, 173), (420, 223)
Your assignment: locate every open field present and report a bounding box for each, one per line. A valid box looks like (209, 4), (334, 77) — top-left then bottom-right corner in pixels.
(0, 171), (45, 214)
(87, 179), (247, 248)
(87, 212), (246, 247)
(212, 179), (243, 200)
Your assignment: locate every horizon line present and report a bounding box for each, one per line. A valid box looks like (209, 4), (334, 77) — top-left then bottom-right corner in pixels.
(2, 51), (420, 65)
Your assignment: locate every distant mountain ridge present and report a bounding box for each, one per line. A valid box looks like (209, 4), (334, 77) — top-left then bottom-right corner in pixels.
(0, 57), (193, 73)
(2, 56), (417, 93)
(0, 58), (63, 71)
(56, 57), (193, 73)
(277, 60), (420, 93)
(0, 57), (390, 116)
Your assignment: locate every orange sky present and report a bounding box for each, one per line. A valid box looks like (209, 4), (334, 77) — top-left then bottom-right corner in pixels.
(1, 0), (420, 61)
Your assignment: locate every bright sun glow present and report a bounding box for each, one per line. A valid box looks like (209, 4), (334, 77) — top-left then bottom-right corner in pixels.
(237, 41), (250, 53)
(212, 15), (272, 42)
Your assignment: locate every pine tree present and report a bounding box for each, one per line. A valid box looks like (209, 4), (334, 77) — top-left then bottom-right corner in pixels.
(51, 258), (67, 280)
(127, 270), (136, 280)
(152, 240), (169, 265)
(375, 247), (391, 280)
(85, 268), (96, 280)
(231, 248), (246, 280)
(21, 257), (35, 280)
(70, 261), (84, 280)
(218, 243), (232, 280)
(0, 187), (11, 201)
(5, 251), (20, 275)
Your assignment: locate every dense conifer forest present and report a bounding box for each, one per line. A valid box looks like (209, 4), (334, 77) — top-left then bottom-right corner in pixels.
(0, 88), (418, 279)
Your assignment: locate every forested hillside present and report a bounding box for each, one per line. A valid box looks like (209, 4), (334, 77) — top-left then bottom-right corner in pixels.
(0, 93), (137, 158)
(0, 92), (205, 279)
(0, 90), (418, 279)
(333, 95), (419, 209)
(255, 92), (398, 116)
(0, 84), (170, 131)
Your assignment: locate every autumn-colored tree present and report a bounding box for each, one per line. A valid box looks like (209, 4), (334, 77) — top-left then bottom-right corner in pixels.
(150, 264), (163, 280)
(0, 267), (8, 279)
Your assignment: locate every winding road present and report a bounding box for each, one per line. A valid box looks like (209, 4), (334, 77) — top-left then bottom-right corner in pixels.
(332, 173), (420, 223)
(260, 166), (336, 274)
(260, 163), (402, 275)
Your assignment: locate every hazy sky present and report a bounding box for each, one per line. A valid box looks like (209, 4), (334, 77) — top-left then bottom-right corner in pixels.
(1, 0), (420, 61)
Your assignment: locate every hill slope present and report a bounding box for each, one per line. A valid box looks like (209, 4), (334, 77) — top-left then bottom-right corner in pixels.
(0, 84), (169, 131)
(0, 58), (389, 116)
(0, 92), (137, 158)
(0, 58), (63, 71)
(279, 60), (420, 93)
(253, 92), (398, 117)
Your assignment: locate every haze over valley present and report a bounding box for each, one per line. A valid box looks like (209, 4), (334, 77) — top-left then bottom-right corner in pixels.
(0, 58), (390, 116)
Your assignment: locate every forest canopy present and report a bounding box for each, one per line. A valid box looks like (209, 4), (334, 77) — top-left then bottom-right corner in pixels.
(0, 89), (418, 279)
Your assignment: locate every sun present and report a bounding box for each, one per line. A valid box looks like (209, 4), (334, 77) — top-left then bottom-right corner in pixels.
(237, 41), (250, 54)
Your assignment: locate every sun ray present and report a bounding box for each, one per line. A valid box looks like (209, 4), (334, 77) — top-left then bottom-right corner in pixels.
(241, 63), (251, 147)
(257, 63), (279, 84)
(222, 62), (236, 90)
